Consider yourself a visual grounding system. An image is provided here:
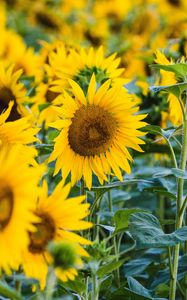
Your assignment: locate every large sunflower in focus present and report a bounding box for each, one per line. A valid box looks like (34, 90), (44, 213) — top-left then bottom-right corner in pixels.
(0, 63), (28, 121)
(49, 75), (146, 189)
(0, 146), (40, 273)
(23, 181), (92, 289)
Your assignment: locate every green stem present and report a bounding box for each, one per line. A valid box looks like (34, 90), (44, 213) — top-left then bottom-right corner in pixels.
(45, 268), (56, 300)
(179, 196), (187, 218)
(165, 139), (178, 168)
(15, 280), (21, 294)
(108, 189), (120, 287)
(169, 118), (187, 300)
(95, 197), (101, 242)
(89, 194), (102, 220)
(168, 247), (174, 279)
(80, 179), (85, 196)
(178, 96), (186, 121)
(177, 281), (185, 298)
(92, 274), (99, 300)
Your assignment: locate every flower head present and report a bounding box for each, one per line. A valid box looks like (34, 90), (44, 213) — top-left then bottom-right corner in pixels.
(23, 180), (92, 289)
(49, 75), (146, 189)
(0, 145), (41, 273)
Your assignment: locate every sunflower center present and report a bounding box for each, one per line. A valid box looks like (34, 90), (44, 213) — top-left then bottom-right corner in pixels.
(168, 0), (180, 6)
(68, 106), (117, 156)
(29, 213), (56, 254)
(36, 12), (58, 29)
(0, 86), (21, 121)
(0, 186), (14, 230)
(5, 0), (17, 6)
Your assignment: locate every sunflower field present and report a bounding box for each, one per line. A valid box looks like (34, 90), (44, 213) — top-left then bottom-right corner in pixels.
(0, 0), (187, 299)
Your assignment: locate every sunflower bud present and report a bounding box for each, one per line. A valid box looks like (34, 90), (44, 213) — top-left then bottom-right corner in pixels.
(48, 241), (77, 270)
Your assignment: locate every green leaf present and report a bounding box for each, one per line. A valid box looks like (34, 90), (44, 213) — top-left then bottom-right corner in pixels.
(155, 284), (169, 298)
(99, 274), (113, 292)
(171, 168), (187, 179)
(126, 277), (167, 300)
(150, 63), (187, 80)
(90, 179), (155, 192)
(153, 167), (187, 180)
(124, 249), (162, 278)
(113, 209), (147, 233)
(150, 190), (176, 200)
(124, 258), (153, 277)
(153, 169), (173, 178)
(129, 212), (187, 248)
(47, 129), (59, 142)
(142, 125), (163, 136)
(151, 254), (187, 288)
(97, 259), (125, 277)
(38, 103), (50, 112)
(99, 224), (115, 233)
(62, 278), (86, 294)
(150, 82), (187, 98)
(108, 287), (131, 300)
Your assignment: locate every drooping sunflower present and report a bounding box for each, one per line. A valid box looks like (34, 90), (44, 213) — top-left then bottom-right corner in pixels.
(0, 145), (41, 273)
(0, 101), (39, 146)
(49, 75), (146, 189)
(22, 180), (92, 289)
(0, 63), (28, 121)
(49, 46), (126, 91)
(154, 50), (183, 126)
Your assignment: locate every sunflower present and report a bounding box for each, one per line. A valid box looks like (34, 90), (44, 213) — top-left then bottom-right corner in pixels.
(39, 40), (65, 66)
(0, 101), (39, 146)
(22, 180), (92, 289)
(42, 42), (78, 82)
(49, 46), (126, 91)
(0, 63), (28, 121)
(49, 75), (146, 189)
(0, 145), (41, 273)
(60, 0), (86, 13)
(154, 50), (183, 126)
(11, 46), (43, 80)
(0, 29), (26, 62)
(30, 82), (63, 127)
(155, 0), (187, 19)
(93, 0), (132, 21)
(28, 1), (62, 32)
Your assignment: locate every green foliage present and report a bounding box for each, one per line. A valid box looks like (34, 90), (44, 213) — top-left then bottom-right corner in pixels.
(151, 63), (187, 81)
(126, 277), (167, 300)
(113, 209), (147, 233)
(129, 212), (187, 248)
(150, 82), (187, 98)
(97, 260), (126, 277)
(2, 3), (187, 300)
